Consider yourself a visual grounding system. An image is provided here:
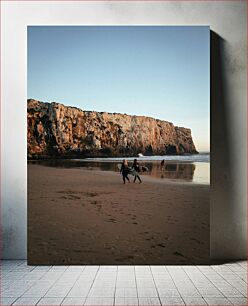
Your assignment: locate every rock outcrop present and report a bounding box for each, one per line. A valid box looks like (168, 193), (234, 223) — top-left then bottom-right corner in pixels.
(27, 99), (198, 159)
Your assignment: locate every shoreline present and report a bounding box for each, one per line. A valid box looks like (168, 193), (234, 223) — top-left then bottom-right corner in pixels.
(28, 162), (210, 185)
(27, 152), (209, 162)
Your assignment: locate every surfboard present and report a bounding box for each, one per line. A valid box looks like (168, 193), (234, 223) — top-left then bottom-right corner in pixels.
(117, 164), (135, 175)
(141, 166), (149, 172)
(117, 163), (148, 174)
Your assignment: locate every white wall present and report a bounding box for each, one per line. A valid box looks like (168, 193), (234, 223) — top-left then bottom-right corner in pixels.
(1, 1), (246, 260)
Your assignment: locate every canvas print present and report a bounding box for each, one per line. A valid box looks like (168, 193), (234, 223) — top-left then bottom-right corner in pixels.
(27, 26), (210, 264)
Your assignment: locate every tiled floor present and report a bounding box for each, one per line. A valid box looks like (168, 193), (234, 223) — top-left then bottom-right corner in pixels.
(1, 260), (247, 305)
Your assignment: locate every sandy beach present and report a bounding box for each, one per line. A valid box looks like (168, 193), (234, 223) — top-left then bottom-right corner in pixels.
(28, 164), (209, 265)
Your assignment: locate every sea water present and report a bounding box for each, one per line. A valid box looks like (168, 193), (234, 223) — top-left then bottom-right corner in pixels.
(84, 153), (210, 163)
(28, 153), (210, 184)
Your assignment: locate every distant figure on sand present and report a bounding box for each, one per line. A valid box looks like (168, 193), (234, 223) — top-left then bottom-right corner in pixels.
(120, 159), (130, 184)
(161, 159), (165, 170)
(132, 159), (142, 183)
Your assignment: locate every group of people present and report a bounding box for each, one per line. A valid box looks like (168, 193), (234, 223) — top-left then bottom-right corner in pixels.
(120, 159), (142, 184)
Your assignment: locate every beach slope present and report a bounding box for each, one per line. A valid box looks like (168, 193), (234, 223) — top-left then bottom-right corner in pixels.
(28, 164), (209, 265)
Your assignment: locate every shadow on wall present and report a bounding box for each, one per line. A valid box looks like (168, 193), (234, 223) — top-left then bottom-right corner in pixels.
(210, 31), (245, 262)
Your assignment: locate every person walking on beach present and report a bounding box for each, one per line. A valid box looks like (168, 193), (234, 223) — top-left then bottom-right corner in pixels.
(161, 159), (165, 170)
(132, 159), (142, 183)
(120, 159), (130, 184)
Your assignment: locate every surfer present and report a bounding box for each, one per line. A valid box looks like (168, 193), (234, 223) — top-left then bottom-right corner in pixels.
(132, 159), (142, 183)
(161, 159), (165, 170)
(120, 159), (130, 184)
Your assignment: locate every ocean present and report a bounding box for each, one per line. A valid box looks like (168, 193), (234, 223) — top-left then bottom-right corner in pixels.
(28, 153), (210, 184)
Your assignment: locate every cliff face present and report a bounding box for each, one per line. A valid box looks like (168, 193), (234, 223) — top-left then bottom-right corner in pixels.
(27, 99), (198, 159)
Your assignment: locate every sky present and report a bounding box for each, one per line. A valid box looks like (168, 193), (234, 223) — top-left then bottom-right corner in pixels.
(28, 26), (210, 152)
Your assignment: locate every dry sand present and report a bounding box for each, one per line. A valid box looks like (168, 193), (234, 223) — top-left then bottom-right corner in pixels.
(28, 164), (209, 265)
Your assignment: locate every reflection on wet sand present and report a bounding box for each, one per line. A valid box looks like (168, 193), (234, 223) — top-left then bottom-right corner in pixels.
(28, 159), (198, 182)
(151, 163), (195, 181)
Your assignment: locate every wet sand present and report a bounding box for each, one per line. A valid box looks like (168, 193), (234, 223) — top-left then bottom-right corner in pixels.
(28, 164), (209, 265)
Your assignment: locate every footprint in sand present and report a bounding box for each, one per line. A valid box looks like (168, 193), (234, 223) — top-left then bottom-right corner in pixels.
(115, 255), (134, 261)
(150, 243), (166, 249)
(91, 201), (102, 209)
(84, 192), (98, 197)
(57, 190), (74, 194)
(157, 243), (166, 248)
(173, 251), (185, 257)
(107, 218), (117, 223)
(191, 238), (201, 244)
(61, 195), (81, 200)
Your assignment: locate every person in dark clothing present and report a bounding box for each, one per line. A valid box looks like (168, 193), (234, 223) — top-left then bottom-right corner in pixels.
(161, 159), (165, 170)
(120, 159), (130, 184)
(132, 159), (142, 183)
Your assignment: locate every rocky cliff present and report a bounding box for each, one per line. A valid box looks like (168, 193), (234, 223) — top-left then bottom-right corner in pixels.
(27, 99), (198, 159)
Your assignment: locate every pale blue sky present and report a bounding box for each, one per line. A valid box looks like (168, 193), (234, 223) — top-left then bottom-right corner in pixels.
(28, 26), (209, 152)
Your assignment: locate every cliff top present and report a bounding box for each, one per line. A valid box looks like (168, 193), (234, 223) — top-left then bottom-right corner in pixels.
(27, 98), (190, 132)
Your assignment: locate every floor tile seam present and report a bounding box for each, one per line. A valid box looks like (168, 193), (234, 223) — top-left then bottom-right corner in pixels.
(32, 266), (52, 274)
(59, 264), (86, 301)
(133, 266), (140, 303)
(11, 295), (43, 306)
(19, 273), (61, 299)
(214, 285), (247, 295)
(38, 296), (65, 305)
(232, 270), (247, 283)
(82, 265), (101, 303)
(211, 265), (233, 273)
(64, 273), (93, 299)
(165, 266), (186, 305)
(14, 264), (36, 273)
(6, 279), (38, 299)
(210, 269), (244, 281)
(113, 265), (118, 304)
(195, 266), (227, 297)
(227, 296), (248, 305)
(3, 296), (19, 306)
(180, 296), (207, 306)
(201, 296), (232, 306)
(228, 266), (247, 272)
(212, 267), (247, 297)
(183, 266), (215, 299)
(85, 296), (114, 306)
(149, 266), (162, 306)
